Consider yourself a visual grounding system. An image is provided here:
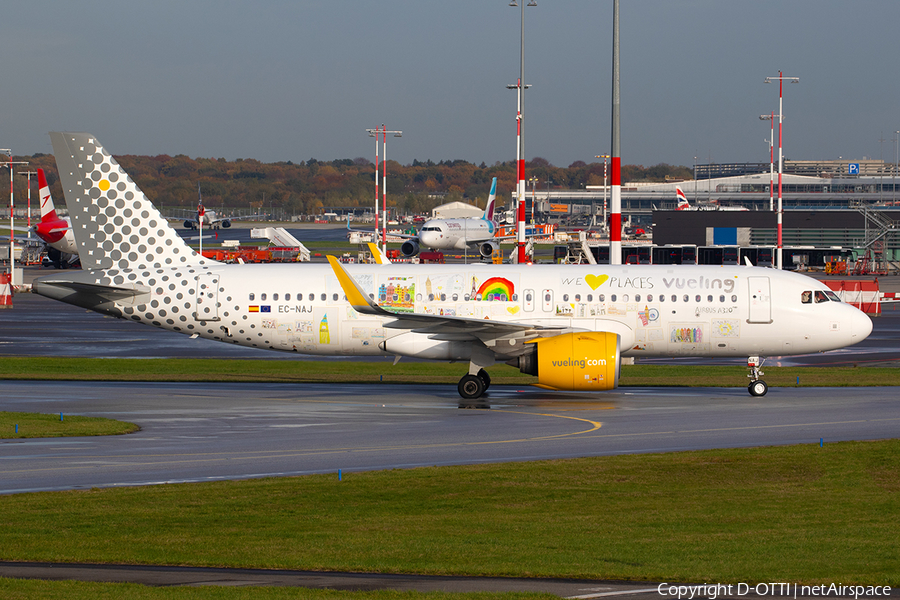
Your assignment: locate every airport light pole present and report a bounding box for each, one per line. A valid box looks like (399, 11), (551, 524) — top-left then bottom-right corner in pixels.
(366, 126), (402, 254)
(759, 113), (779, 212)
(508, 0), (536, 264)
(20, 171), (37, 239)
(764, 72), (799, 270)
(1, 150), (29, 286)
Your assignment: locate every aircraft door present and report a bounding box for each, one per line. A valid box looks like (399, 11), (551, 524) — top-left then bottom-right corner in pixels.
(195, 273), (221, 322)
(747, 276), (771, 324)
(542, 289), (553, 312)
(524, 288), (535, 312)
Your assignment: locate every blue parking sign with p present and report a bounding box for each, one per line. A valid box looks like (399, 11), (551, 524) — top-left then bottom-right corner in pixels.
(849, 163), (860, 175)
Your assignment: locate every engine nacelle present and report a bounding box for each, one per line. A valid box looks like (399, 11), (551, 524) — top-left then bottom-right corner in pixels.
(184, 220), (196, 229)
(401, 240), (420, 257)
(221, 220), (231, 228)
(479, 240), (499, 258)
(511, 331), (620, 391)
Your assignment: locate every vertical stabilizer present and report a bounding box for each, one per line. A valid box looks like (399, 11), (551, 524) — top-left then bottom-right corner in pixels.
(50, 132), (209, 271)
(675, 186), (689, 210)
(37, 168), (60, 222)
(483, 177), (498, 223)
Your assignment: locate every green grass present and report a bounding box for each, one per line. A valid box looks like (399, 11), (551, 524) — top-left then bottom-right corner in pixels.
(0, 440), (897, 585)
(1, 357), (899, 388)
(0, 580), (554, 600)
(0, 411), (138, 439)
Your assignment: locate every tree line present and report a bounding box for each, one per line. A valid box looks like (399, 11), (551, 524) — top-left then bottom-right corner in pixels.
(11, 153), (692, 216)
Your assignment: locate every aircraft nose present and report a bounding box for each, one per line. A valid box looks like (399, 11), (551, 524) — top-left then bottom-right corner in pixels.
(851, 307), (873, 343)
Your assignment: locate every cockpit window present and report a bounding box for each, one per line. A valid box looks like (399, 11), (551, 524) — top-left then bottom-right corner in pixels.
(814, 290), (830, 303)
(801, 291), (812, 304)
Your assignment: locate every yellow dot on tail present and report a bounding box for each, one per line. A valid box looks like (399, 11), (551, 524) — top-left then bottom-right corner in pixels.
(98, 180), (110, 191)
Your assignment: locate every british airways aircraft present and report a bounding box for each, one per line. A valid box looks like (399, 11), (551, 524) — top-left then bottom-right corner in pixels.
(33, 133), (872, 404)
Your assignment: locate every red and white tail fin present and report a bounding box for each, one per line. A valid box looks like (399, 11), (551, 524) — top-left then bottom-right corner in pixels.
(675, 186), (689, 210)
(37, 168), (60, 222)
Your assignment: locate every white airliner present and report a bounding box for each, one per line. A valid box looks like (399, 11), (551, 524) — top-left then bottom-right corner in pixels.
(34, 133), (872, 403)
(676, 186), (749, 211)
(352, 178), (507, 259)
(183, 189), (265, 230)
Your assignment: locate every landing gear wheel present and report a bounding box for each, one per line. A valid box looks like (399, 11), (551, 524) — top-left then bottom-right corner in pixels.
(476, 368), (491, 391)
(748, 380), (768, 397)
(458, 374), (486, 400)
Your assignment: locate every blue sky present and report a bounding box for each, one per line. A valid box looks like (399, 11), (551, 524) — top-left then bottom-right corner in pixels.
(2, 1), (899, 169)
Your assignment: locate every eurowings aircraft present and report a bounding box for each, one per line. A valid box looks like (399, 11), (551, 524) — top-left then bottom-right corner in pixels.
(676, 186), (749, 211)
(350, 177), (508, 259)
(34, 133), (872, 404)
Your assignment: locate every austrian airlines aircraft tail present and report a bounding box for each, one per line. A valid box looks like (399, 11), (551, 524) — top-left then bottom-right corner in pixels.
(32, 168), (78, 257)
(34, 133), (872, 405)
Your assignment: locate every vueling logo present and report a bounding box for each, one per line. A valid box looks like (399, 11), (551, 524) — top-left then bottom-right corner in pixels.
(551, 357), (607, 369)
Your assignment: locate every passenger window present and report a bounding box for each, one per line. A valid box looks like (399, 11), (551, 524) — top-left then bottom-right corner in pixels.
(731, 295), (738, 302)
(575, 294), (581, 302)
(428, 294), (434, 301)
(452, 293), (458, 301)
(658, 295), (664, 303)
(285, 293), (291, 301)
(611, 294), (617, 302)
(683, 295), (689, 302)
(801, 291), (812, 304)
(599, 294), (605, 302)
(671, 295), (677, 302)
(333, 293), (339, 301)
(695, 295), (701, 302)
(707, 295), (713, 302)
(249, 293), (255, 301)
(261, 293), (267, 301)
(720, 295), (725, 302)
(815, 291), (829, 303)
(321, 293), (326, 301)
(623, 294), (629, 302)
(273, 293), (279, 301)
(587, 294), (593, 302)
(634, 294), (640, 302)
(309, 293), (314, 301)
(563, 294), (569, 302)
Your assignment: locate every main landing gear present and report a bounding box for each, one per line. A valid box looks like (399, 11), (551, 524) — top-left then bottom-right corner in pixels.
(747, 356), (768, 396)
(458, 368), (492, 409)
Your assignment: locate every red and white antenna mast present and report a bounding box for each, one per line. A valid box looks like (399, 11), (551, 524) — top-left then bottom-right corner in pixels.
(609, 0), (622, 265)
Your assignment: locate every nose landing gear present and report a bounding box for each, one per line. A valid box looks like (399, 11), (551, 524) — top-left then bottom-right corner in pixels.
(747, 356), (768, 396)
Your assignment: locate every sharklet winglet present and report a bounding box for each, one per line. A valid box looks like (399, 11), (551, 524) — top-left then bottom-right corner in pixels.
(326, 255), (392, 316)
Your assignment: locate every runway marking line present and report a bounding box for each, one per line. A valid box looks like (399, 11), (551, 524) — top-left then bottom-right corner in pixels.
(568, 588), (659, 599)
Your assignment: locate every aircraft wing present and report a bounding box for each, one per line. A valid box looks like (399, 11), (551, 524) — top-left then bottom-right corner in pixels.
(346, 217), (418, 240)
(327, 255), (562, 337)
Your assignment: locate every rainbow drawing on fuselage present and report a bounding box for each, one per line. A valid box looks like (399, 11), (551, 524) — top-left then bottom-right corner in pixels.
(477, 277), (515, 301)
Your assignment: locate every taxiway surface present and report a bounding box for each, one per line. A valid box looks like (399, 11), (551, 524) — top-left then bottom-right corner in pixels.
(2, 380), (898, 495)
